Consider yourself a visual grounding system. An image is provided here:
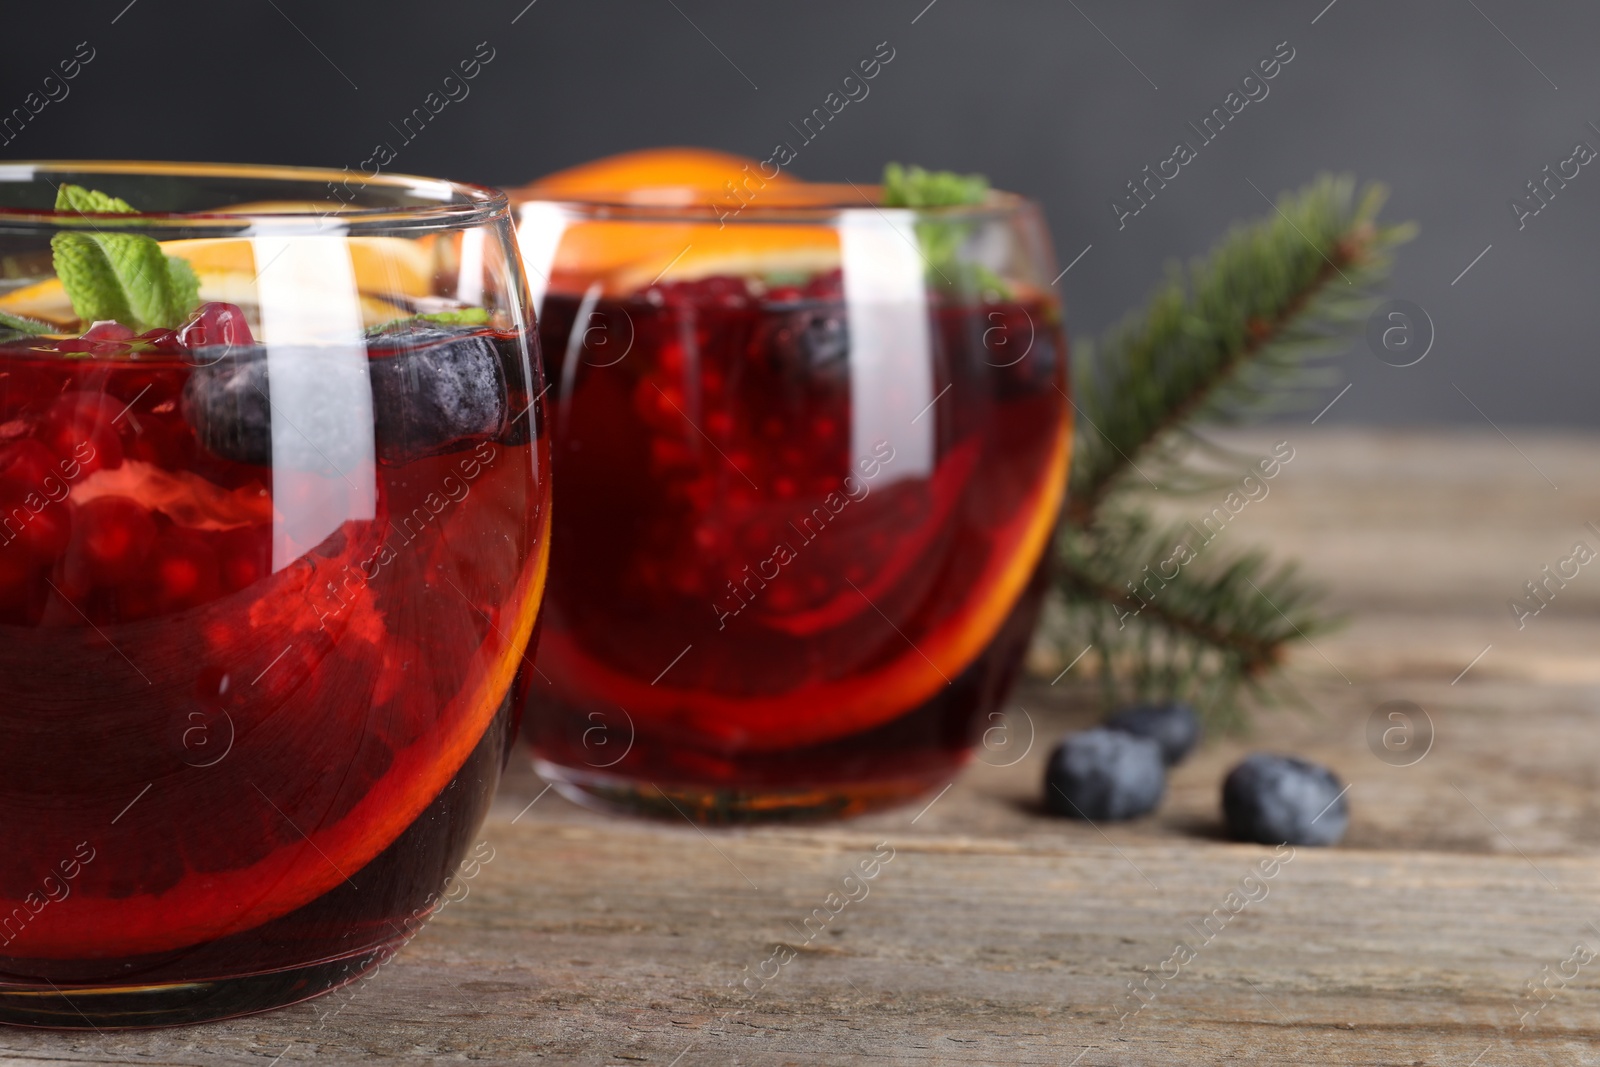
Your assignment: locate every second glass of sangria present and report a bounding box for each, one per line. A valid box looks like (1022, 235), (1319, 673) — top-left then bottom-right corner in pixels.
(512, 152), (1070, 822)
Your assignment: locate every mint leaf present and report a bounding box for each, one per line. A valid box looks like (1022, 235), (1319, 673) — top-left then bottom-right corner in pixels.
(367, 307), (491, 336)
(55, 184), (136, 215)
(98, 232), (185, 330)
(165, 255), (201, 324)
(51, 231), (135, 325)
(881, 163), (988, 209)
(880, 164), (1009, 300)
(50, 183), (201, 331)
(418, 307), (489, 326)
(0, 310), (54, 336)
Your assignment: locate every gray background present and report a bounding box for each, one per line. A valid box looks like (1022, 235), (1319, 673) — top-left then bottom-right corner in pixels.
(2, 0), (1593, 426)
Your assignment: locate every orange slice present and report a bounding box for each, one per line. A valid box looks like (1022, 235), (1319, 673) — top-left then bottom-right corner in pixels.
(525, 147), (794, 198)
(575, 222), (841, 296)
(511, 148), (838, 297)
(18, 503), (550, 959)
(537, 418), (1071, 751)
(165, 236), (436, 296)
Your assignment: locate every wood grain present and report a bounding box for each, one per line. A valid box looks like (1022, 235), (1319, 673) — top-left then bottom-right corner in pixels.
(5, 429), (1600, 1065)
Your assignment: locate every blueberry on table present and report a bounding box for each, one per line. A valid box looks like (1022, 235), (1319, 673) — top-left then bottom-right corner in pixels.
(1105, 702), (1200, 766)
(1044, 728), (1166, 821)
(1222, 753), (1348, 846)
(182, 324), (509, 466)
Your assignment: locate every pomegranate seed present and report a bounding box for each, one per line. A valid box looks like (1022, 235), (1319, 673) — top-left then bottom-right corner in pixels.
(648, 437), (693, 472)
(132, 328), (184, 354)
(0, 439), (61, 490)
(146, 528), (221, 613)
(217, 525), (270, 593)
(123, 417), (194, 469)
(81, 320), (136, 342)
(42, 392), (125, 476)
(0, 486), (73, 564)
(803, 268), (844, 299)
(176, 302), (255, 350)
(656, 340), (685, 374)
(64, 495), (157, 587)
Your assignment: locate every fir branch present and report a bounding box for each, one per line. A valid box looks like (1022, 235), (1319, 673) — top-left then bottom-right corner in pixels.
(1044, 174), (1412, 730)
(1052, 510), (1339, 732)
(1064, 175), (1414, 526)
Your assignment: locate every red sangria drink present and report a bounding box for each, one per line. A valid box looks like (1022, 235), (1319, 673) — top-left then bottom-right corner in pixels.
(0, 164), (548, 1027)
(513, 157), (1070, 822)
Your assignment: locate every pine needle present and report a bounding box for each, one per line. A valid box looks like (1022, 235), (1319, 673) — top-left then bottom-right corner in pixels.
(1047, 174), (1413, 730)
(1066, 175), (1414, 524)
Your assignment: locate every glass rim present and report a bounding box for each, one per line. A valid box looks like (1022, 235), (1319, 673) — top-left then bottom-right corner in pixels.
(0, 159), (508, 229)
(510, 182), (1038, 224)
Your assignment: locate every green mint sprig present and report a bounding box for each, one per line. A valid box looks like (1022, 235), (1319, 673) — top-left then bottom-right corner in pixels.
(880, 163), (1009, 300)
(0, 309), (53, 336)
(417, 307), (489, 326)
(50, 184), (201, 331)
(881, 163), (989, 210)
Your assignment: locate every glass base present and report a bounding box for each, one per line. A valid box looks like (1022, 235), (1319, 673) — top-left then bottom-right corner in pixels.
(535, 758), (957, 825)
(0, 937), (402, 1030)
(525, 552), (1052, 827)
(0, 698), (516, 1031)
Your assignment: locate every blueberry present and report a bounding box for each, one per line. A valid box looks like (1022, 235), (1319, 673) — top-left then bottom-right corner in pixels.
(182, 324), (510, 467)
(1105, 702), (1200, 766)
(183, 344), (273, 466)
(762, 302), (850, 369)
(367, 324), (509, 463)
(1043, 728), (1165, 821)
(1222, 753), (1348, 846)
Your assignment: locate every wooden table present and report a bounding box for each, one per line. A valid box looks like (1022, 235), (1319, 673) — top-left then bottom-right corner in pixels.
(7, 429), (1600, 1065)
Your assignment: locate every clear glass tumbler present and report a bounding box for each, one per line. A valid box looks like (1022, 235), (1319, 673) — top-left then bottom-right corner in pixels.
(512, 178), (1069, 822)
(0, 161), (549, 1027)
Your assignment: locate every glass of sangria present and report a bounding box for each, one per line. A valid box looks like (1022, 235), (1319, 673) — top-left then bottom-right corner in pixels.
(511, 151), (1070, 822)
(0, 162), (549, 1027)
